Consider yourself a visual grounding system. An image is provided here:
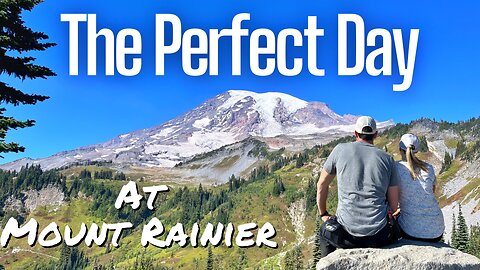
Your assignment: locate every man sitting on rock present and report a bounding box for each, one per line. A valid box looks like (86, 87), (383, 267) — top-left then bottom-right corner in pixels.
(316, 116), (400, 257)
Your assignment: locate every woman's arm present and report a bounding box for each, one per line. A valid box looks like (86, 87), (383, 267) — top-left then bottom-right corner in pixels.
(387, 186), (401, 217)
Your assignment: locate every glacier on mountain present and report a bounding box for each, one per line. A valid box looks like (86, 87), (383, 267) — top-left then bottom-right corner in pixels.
(0, 90), (393, 171)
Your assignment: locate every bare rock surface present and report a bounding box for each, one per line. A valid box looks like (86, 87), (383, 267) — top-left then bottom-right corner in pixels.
(23, 185), (65, 212)
(316, 239), (480, 270)
(2, 185), (65, 213)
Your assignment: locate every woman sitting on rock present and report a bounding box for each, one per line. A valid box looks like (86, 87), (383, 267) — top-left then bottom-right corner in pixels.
(396, 133), (445, 242)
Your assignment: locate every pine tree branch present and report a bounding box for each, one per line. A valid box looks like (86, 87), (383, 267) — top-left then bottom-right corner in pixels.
(0, 82), (49, 106)
(0, 32), (55, 53)
(0, 141), (25, 155)
(0, 53), (56, 80)
(0, 116), (35, 131)
(0, 0), (43, 16)
(0, 115), (35, 140)
(0, 1), (55, 54)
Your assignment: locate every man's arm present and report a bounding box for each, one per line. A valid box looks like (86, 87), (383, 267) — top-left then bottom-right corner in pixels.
(317, 169), (335, 222)
(388, 158), (401, 217)
(387, 186), (400, 217)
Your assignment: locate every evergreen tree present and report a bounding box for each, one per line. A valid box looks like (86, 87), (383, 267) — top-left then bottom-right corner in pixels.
(237, 248), (247, 269)
(456, 205), (469, 252)
(284, 246), (303, 270)
(312, 217), (322, 268)
(94, 170), (113, 179)
(0, 164), (64, 202)
(295, 153), (308, 168)
(133, 251), (155, 270)
(79, 169), (92, 179)
(206, 246), (214, 270)
(193, 258), (200, 270)
(468, 225), (480, 258)
(215, 207), (229, 224)
(451, 213), (458, 248)
(440, 152), (453, 173)
(230, 248), (247, 270)
(114, 171), (127, 180)
(272, 177), (285, 196)
(305, 178), (317, 212)
(293, 246), (304, 270)
(284, 249), (294, 270)
(0, 0), (55, 156)
(418, 136), (429, 152)
(228, 174), (242, 192)
(456, 140), (467, 157)
(58, 244), (88, 270)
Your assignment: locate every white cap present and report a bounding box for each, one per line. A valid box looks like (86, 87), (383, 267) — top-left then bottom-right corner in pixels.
(400, 133), (420, 153)
(355, 116), (377, 135)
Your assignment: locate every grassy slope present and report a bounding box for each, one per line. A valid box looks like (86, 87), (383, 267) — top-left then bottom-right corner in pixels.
(0, 163), (322, 270)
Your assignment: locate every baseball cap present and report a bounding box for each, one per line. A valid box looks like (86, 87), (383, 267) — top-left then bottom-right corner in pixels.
(399, 133), (420, 153)
(355, 116), (377, 135)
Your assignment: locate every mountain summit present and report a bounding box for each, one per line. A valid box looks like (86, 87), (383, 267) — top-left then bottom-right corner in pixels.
(0, 90), (393, 170)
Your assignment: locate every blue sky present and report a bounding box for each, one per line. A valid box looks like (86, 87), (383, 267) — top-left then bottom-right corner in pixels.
(2, 0), (480, 163)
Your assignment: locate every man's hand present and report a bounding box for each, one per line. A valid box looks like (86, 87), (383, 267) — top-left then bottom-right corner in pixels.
(321, 215), (332, 222)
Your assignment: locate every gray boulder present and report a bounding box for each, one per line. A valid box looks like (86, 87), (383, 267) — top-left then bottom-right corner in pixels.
(316, 240), (480, 270)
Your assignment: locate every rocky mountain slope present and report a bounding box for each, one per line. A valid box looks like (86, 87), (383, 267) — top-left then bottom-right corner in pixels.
(0, 90), (392, 171)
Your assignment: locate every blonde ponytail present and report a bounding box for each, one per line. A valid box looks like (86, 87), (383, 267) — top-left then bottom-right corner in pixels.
(406, 146), (429, 179)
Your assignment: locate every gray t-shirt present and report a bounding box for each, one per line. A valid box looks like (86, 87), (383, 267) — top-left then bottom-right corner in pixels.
(323, 141), (399, 237)
(396, 161), (445, 239)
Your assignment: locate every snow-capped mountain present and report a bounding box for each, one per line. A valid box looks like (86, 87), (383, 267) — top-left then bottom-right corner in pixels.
(0, 90), (393, 171)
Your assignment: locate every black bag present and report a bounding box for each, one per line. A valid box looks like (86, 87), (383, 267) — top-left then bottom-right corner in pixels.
(322, 217), (348, 248)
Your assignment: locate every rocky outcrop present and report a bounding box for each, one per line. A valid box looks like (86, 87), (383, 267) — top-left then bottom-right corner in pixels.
(2, 185), (65, 213)
(288, 198), (306, 244)
(23, 185), (64, 212)
(316, 240), (480, 270)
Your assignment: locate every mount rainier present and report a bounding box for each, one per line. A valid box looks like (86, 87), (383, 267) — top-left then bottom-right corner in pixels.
(0, 90), (393, 171)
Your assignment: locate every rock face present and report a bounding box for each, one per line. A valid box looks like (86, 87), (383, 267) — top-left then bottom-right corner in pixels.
(316, 240), (480, 270)
(23, 185), (65, 212)
(2, 185), (64, 213)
